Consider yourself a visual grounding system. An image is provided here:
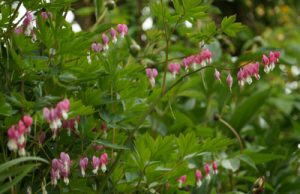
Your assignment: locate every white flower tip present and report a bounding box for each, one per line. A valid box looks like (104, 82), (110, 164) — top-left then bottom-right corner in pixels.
(101, 164), (107, 173)
(63, 177), (69, 185)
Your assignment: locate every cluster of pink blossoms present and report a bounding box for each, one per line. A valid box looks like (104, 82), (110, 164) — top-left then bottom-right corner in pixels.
(177, 161), (217, 189)
(145, 49), (213, 87)
(262, 51), (280, 73)
(43, 99), (70, 139)
(51, 152), (72, 186)
(77, 153), (109, 178)
(91, 153), (109, 174)
(7, 115), (33, 156)
(90, 24), (128, 53)
(15, 10), (52, 43)
(146, 49), (280, 90)
(182, 49), (212, 70)
(15, 12), (36, 42)
(215, 50), (281, 90)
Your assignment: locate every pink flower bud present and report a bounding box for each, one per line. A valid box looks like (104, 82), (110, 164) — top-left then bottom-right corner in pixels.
(214, 69), (221, 82)
(262, 54), (269, 66)
(92, 156), (100, 174)
(195, 169), (202, 187)
(117, 24), (128, 37)
(201, 49), (212, 64)
(110, 28), (117, 43)
(274, 51), (280, 61)
(100, 153), (108, 172)
(60, 152), (71, 167)
(204, 164), (210, 175)
(226, 74), (233, 91)
(80, 157), (89, 177)
(41, 12), (49, 20)
(212, 161), (218, 174)
(56, 99), (70, 120)
(177, 175), (187, 188)
(146, 68), (158, 87)
(168, 63), (180, 79)
(18, 120), (27, 134)
(102, 33), (109, 50)
(23, 115), (33, 128)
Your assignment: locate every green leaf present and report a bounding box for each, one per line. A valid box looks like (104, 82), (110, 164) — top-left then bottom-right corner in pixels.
(93, 139), (129, 150)
(0, 157), (48, 194)
(199, 137), (233, 153)
(0, 157), (48, 173)
(222, 158), (240, 172)
(236, 154), (257, 171)
(176, 132), (200, 159)
(221, 15), (245, 37)
(244, 151), (284, 164)
(230, 88), (270, 130)
(0, 164), (40, 182)
(0, 165), (36, 194)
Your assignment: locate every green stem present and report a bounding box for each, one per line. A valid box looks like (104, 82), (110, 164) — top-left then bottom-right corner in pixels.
(215, 114), (244, 153)
(160, 0), (169, 95)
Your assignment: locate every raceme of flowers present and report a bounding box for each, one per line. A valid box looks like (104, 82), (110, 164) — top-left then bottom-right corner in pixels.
(50, 152), (109, 186)
(14, 11), (52, 42)
(7, 115), (33, 156)
(88, 24), (128, 63)
(145, 49), (281, 90)
(177, 161), (218, 189)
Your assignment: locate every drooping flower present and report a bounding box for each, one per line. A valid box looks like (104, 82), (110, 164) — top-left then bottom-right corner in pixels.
(79, 157), (89, 177)
(182, 56), (194, 71)
(182, 49), (212, 71)
(43, 107), (60, 139)
(195, 169), (202, 187)
(168, 63), (181, 79)
(117, 24), (128, 38)
(23, 12), (34, 36)
(100, 153), (108, 173)
(91, 42), (102, 53)
(226, 73), (233, 91)
(204, 163), (211, 181)
(43, 99), (71, 139)
(102, 33), (109, 50)
(212, 161), (218, 175)
(214, 69), (221, 82)
(92, 156), (100, 174)
(110, 28), (117, 43)
(262, 51), (280, 73)
(7, 125), (19, 152)
(51, 158), (63, 186)
(41, 11), (51, 20)
(146, 68), (158, 88)
(59, 152), (71, 185)
(56, 99), (70, 120)
(200, 49), (212, 66)
(177, 175), (187, 188)
(22, 115), (33, 133)
(237, 62), (260, 87)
